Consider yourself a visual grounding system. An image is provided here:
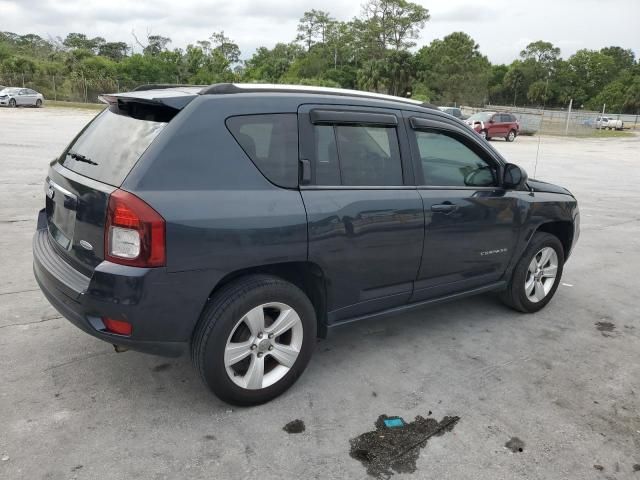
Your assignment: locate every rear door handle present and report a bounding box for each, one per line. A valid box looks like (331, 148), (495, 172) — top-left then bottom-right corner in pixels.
(431, 203), (458, 214)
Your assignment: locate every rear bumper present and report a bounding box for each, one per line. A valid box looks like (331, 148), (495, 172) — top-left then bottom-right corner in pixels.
(32, 210), (211, 357)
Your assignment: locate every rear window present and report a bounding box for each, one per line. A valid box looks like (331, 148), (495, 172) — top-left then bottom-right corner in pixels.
(226, 114), (299, 188)
(59, 106), (167, 186)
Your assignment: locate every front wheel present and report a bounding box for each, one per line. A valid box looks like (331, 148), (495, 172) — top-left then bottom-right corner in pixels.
(500, 232), (564, 313)
(35, 99), (42, 108)
(8, 98), (16, 108)
(191, 275), (316, 406)
(506, 130), (517, 142)
(479, 129), (489, 140)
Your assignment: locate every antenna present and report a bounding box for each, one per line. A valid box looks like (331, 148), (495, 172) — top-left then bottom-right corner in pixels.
(533, 72), (551, 178)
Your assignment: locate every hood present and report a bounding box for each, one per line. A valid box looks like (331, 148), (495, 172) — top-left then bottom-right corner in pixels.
(527, 178), (573, 196)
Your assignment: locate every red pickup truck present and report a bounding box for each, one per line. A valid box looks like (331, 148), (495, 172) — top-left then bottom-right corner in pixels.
(466, 112), (519, 141)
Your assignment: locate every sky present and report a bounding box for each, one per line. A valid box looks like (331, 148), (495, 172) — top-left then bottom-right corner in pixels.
(1, 0), (638, 64)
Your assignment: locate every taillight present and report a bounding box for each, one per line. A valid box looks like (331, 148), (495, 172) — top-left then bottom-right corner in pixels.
(105, 189), (165, 267)
(103, 317), (133, 336)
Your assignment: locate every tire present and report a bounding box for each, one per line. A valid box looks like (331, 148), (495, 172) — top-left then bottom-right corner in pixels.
(480, 129), (489, 140)
(500, 232), (564, 313)
(506, 129), (516, 142)
(35, 99), (42, 108)
(191, 274), (317, 406)
(8, 98), (16, 108)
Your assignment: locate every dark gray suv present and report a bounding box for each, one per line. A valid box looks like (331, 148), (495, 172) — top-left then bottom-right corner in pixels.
(33, 84), (579, 405)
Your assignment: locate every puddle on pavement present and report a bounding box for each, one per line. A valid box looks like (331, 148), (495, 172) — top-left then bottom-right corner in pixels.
(505, 437), (525, 453)
(283, 419), (305, 434)
(595, 321), (616, 337)
(350, 414), (460, 478)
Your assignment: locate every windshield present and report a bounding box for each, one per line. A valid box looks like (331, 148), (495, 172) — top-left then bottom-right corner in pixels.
(0, 88), (21, 94)
(467, 112), (494, 123)
(59, 107), (166, 186)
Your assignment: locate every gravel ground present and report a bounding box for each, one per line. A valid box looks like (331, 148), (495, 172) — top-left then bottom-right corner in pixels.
(1, 106), (639, 480)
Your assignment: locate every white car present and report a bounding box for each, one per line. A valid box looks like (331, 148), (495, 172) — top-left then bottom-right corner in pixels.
(0, 87), (44, 108)
(595, 116), (623, 130)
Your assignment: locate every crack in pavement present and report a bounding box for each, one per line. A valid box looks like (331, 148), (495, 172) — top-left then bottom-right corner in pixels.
(0, 315), (62, 329)
(0, 288), (40, 296)
(0, 219), (32, 224)
(44, 350), (113, 372)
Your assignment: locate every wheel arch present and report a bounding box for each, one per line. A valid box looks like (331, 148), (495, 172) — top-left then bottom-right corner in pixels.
(534, 220), (574, 258)
(202, 261), (329, 338)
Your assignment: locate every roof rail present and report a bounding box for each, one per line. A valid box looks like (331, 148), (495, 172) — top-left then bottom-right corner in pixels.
(133, 83), (206, 92)
(198, 83), (434, 108)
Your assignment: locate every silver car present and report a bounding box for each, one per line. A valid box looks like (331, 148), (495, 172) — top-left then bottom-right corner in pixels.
(0, 87), (44, 107)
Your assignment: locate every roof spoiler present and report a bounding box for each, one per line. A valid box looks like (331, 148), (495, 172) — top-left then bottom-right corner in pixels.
(98, 89), (200, 110)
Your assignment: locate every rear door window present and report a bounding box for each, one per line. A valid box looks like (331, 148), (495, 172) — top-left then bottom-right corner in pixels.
(60, 107), (167, 186)
(226, 114), (299, 188)
(313, 124), (403, 186)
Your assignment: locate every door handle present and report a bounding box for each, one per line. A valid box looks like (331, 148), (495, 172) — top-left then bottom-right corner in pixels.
(431, 203), (458, 214)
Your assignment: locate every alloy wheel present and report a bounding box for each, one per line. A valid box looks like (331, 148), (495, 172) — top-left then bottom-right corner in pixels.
(224, 302), (303, 390)
(525, 247), (558, 303)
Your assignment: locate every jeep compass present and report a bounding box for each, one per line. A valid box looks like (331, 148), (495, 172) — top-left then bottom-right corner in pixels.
(33, 84), (579, 405)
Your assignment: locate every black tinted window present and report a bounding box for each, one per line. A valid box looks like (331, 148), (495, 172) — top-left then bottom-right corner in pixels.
(313, 125), (403, 186)
(414, 130), (495, 187)
(60, 107), (166, 186)
(227, 114), (298, 188)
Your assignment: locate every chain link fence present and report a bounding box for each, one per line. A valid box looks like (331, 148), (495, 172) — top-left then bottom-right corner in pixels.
(462, 104), (639, 136)
(0, 72), (164, 103)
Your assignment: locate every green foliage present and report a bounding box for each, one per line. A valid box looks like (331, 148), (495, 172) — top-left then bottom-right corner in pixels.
(0, 4), (637, 112)
(416, 32), (490, 105)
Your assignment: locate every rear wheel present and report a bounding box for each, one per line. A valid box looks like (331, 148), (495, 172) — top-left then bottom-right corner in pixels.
(8, 98), (16, 108)
(506, 129), (516, 142)
(500, 232), (564, 313)
(35, 99), (42, 108)
(192, 275), (316, 405)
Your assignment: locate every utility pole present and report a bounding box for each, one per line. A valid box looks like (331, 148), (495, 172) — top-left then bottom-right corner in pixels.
(599, 103), (606, 130)
(565, 98), (573, 136)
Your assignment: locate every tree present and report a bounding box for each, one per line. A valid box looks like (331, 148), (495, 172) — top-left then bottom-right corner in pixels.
(487, 64), (509, 104)
(600, 46), (635, 76)
(63, 33), (104, 53)
(503, 65), (526, 105)
(416, 32), (490, 105)
(527, 79), (550, 105)
(243, 43), (303, 83)
(520, 41), (560, 66)
(568, 49), (615, 99)
(296, 10), (334, 50)
(98, 42), (129, 61)
(361, 0), (430, 52)
(143, 35), (171, 56)
(210, 31), (241, 64)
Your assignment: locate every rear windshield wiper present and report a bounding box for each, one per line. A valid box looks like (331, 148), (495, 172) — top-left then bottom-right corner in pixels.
(68, 151), (98, 166)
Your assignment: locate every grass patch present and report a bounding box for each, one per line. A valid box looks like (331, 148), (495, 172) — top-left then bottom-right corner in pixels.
(537, 129), (635, 139)
(589, 129), (635, 138)
(46, 100), (105, 110)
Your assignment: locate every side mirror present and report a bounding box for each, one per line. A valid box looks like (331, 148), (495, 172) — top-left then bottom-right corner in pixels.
(503, 163), (528, 190)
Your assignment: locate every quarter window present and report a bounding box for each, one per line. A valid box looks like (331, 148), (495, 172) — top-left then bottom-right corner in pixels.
(226, 114), (299, 188)
(313, 124), (403, 186)
(414, 130), (496, 187)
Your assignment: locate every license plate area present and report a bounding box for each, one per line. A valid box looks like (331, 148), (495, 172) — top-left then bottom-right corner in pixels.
(45, 179), (77, 250)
